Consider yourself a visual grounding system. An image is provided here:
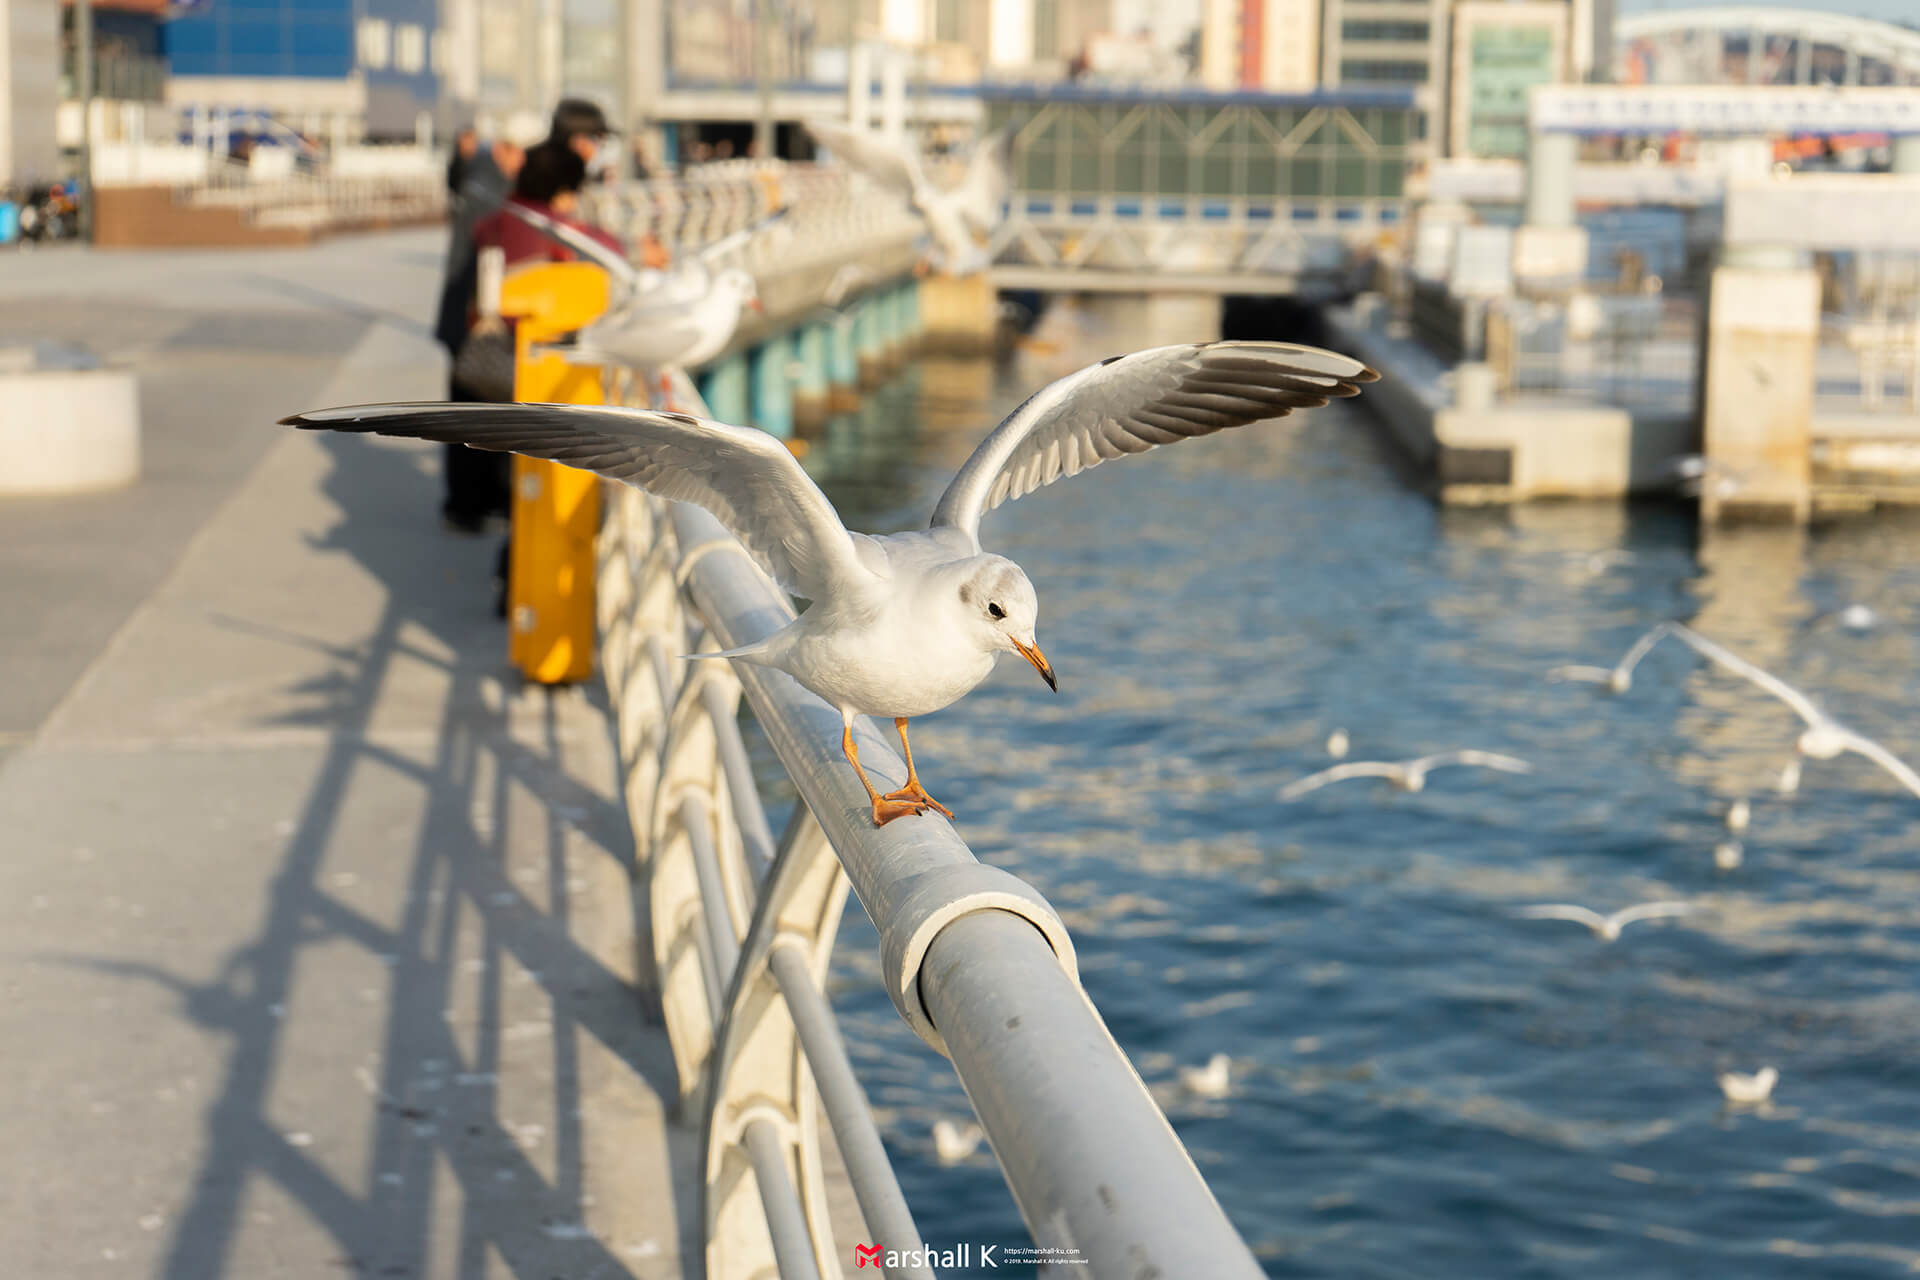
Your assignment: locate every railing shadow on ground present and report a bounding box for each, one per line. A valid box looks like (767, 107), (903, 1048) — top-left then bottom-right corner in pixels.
(53, 430), (697, 1279)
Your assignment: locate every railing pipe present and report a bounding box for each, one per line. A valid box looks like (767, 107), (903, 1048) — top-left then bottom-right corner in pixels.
(700, 679), (778, 877)
(742, 1118), (825, 1280)
(681, 792), (743, 979)
(768, 939), (930, 1274)
(921, 910), (1266, 1279)
(664, 503), (1076, 1053)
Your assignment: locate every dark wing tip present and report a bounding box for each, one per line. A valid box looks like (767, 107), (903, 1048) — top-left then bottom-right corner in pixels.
(1357, 366), (1382, 383)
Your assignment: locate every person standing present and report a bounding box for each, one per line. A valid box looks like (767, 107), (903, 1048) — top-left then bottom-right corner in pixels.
(433, 128), (525, 532)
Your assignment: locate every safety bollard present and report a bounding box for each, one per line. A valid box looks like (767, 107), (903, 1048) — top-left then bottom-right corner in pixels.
(501, 262), (612, 684)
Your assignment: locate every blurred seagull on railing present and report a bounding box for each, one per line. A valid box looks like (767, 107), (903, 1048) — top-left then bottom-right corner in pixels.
(1278, 750), (1532, 800)
(804, 119), (1012, 276)
(1548, 622), (1676, 694)
(1662, 623), (1920, 801)
(1513, 901), (1700, 942)
(283, 340), (1378, 825)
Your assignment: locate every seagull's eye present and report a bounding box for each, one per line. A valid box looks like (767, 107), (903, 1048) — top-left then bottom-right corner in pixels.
(987, 602), (1006, 620)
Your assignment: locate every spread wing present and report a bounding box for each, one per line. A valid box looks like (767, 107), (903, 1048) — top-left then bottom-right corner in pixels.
(1278, 762), (1399, 800)
(1418, 750), (1533, 774)
(496, 202), (641, 289)
(804, 119), (927, 199)
(280, 402), (879, 603)
(1612, 901), (1700, 928)
(1514, 904), (1607, 931)
(929, 342), (1378, 546)
(1665, 624), (1824, 726)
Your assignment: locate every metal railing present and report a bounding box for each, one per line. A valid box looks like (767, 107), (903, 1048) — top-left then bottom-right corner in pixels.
(591, 361), (1264, 1278)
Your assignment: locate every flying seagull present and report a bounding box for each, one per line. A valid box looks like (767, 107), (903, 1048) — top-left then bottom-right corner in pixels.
(283, 340), (1378, 825)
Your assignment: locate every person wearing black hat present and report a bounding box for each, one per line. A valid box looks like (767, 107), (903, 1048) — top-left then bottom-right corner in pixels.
(548, 98), (615, 178)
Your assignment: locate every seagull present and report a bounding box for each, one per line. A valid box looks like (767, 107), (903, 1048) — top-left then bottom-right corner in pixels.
(1278, 750), (1532, 800)
(1513, 901), (1700, 942)
(1178, 1054), (1232, 1100)
(931, 1118), (984, 1164)
(804, 119), (1012, 275)
(500, 201), (788, 308)
(282, 340), (1377, 825)
(1836, 603), (1879, 632)
(1548, 622), (1676, 694)
(1777, 758), (1803, 795)
(1718, 1065), (1778, 1106)
(1325, 728), (1350, 759)
(563, 269), (762, 383)
(1713, 840), (1744, 871)
(1663, 623), (1920, 801)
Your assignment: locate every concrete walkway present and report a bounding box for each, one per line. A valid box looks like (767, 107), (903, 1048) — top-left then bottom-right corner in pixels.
(0, 232), (693, 1279)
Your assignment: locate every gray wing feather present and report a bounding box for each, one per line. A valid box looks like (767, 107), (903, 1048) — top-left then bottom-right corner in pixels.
(930, 341), (1378, 542)
(280, 402), (876, 602)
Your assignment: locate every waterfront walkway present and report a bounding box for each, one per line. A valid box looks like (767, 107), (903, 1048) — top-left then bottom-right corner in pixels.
(0, 231), (691, 1278)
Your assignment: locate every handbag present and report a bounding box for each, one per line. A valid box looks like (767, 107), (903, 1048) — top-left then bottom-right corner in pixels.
(451, 315), (516, 402)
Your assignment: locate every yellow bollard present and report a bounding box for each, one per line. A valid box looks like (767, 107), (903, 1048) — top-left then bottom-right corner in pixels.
(500, 262), (613, 684)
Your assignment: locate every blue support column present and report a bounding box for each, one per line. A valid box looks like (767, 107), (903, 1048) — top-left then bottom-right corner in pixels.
(699, 353), (750, 426)
(750, 333), (795, 439)
(827, 314), (860, 411)
(792, 322), (829, 430)
(854, 297), (887, 389)
(899, 279), (923, 340)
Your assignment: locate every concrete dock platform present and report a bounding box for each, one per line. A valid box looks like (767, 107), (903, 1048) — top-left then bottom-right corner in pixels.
(0, 232), (695, 1278)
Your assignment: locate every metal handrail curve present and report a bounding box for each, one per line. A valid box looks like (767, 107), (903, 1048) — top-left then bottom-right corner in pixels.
(593, 361), (1265, 1277)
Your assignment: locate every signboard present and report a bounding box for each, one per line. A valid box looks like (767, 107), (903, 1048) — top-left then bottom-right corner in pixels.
(1466, 25), (1557, 159)
(1726, 175), (1920, 251)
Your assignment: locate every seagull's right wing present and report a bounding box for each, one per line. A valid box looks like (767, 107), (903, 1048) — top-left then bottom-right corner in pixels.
(695, 206), (791, 268)
(929, 342), (1378, 546)
(1514, 904), (1607, 931)
(803, 119), (925, 198)
(280, 403), (879, 603)
(496, 202), (640, 290)
(1547, 665), (1612, 685)
(1278, 762), (1396, 800)
(1666, 624), (1825, 726)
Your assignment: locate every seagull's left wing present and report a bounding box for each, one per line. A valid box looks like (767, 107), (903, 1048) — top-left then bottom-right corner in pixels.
(1613, 901), (1700, 927)
(1837, 732), (1920, 800)
(695, 206), (790, 268)
(803, 119), (925, 198)
(1424, 750), (1533, 774)
(929, 342), (1378, 546)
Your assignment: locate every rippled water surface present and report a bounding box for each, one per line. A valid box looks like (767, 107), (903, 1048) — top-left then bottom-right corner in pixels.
(754, 304), (1920, 1277)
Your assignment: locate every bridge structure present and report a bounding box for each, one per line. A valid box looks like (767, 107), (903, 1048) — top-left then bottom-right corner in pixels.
(1614, 7), (1920, 88)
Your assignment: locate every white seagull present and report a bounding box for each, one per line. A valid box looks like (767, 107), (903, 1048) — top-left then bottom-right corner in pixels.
(1325, 728), (1350, 759)
(1178, 1054), (1232, 1100)
(1548, 622), (1676, 694)
(1718, 1065), (1778, 1106)
(1713, 840), (1744, 871)
(283, 340), (1377, 825)
(804, 119), (1012, 275)
(1513, 901), (1700, 942)
(931, 1118), (985, 1164)
(1278, 750), (1532, 801)
(1663, 623), (1920, 801)
(1725, 797), (1751, 833)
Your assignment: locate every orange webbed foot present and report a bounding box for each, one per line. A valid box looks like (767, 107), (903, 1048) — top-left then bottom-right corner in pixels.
(871, 796), (930, 826)
(883, 784), (953, 820)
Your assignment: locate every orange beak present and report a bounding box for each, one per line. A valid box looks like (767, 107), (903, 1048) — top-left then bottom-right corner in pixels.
(1011, 638), (1056, 691)
(747, 296), (765, 314)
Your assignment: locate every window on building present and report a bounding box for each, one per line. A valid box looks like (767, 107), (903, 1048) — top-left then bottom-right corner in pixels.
(1341, 20), (1430, 43)
(394, 23), (425, 73)
(357, 17), (390, 70)
(935, 0), (964, 44)
(1339, 58), (1428, 82)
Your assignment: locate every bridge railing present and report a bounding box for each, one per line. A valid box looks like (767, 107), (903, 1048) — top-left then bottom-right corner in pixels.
(589, 359), (1264, 1278)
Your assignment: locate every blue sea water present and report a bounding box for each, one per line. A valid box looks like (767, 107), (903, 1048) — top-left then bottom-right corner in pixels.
(763, 317), (1920, 1278)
